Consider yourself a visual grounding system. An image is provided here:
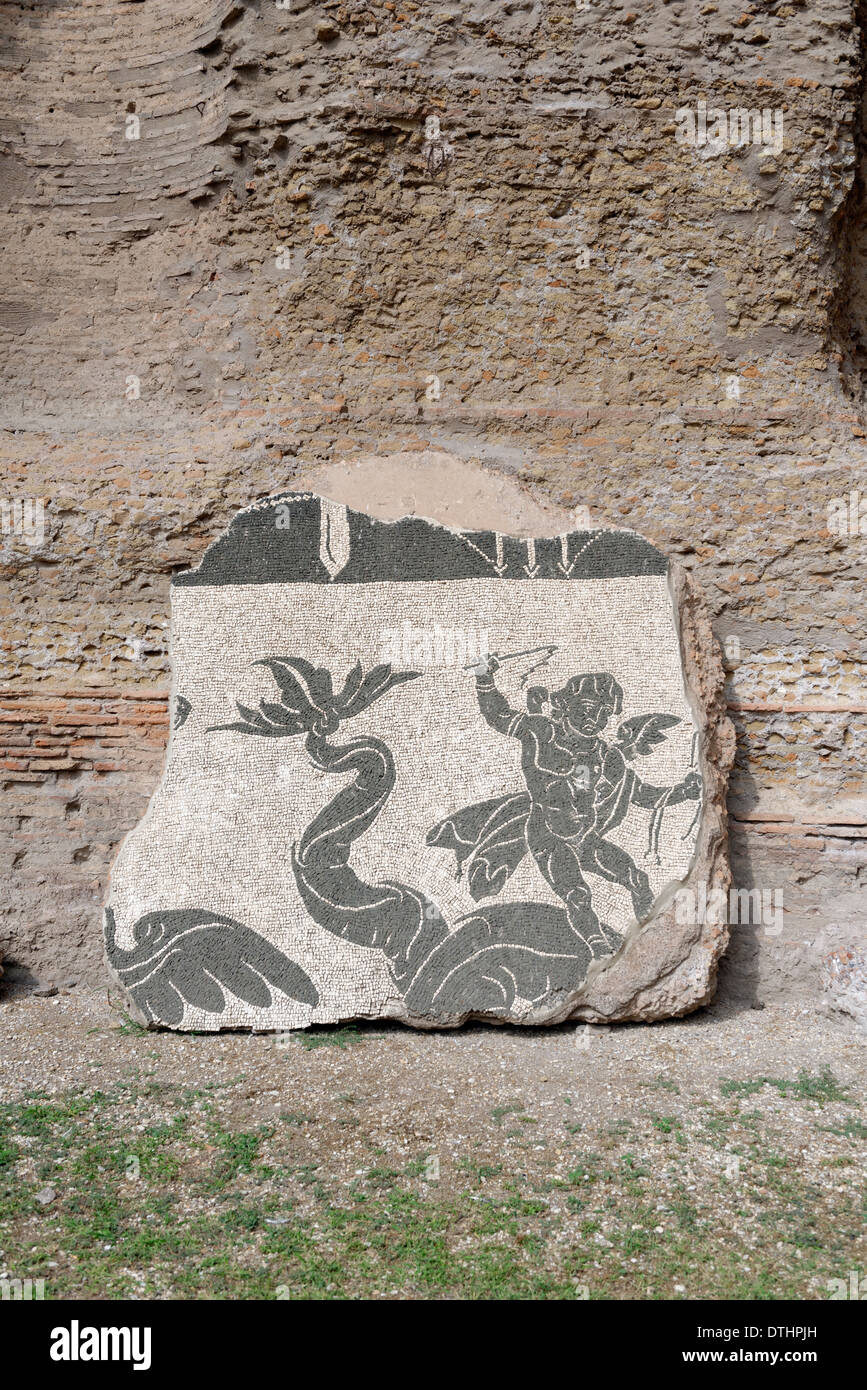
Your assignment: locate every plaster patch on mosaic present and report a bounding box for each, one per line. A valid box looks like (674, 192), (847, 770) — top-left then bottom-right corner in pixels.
(103, 491), (708, 1030)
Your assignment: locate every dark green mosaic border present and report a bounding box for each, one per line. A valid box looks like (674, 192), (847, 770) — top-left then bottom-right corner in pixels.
(173, 492), (668, 587)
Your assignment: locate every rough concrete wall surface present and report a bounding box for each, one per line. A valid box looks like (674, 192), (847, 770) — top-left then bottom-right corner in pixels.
(0, 1), (865, 1024)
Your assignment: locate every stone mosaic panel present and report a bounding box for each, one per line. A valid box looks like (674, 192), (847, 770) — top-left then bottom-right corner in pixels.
(103, 491), (713, 1030)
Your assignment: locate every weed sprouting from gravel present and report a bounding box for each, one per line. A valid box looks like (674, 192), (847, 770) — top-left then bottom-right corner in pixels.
(719, 1067), (852, 1105)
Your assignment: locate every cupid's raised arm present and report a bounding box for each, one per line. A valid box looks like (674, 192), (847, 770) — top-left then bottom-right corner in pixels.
(473, 655), (526, 737)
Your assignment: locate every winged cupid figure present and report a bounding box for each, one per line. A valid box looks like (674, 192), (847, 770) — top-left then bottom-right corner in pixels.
(426, 656), (702, 958)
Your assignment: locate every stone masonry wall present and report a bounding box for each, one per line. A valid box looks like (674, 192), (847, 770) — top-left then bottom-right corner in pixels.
(1, 1), (865, 1020)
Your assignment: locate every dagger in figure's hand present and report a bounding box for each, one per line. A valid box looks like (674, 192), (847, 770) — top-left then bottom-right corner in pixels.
(464, 644), (559, 686)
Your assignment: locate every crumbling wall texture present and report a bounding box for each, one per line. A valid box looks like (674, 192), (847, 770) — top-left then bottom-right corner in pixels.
(1, 0), (865, 1019)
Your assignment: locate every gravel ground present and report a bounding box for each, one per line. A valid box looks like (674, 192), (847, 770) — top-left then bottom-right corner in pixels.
(0, 985), (864, 1300)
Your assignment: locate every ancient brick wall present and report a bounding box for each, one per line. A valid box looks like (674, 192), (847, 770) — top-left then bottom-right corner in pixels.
(1, 1), (865, 1017)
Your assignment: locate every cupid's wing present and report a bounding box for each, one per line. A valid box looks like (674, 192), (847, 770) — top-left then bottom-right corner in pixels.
(614, 713), (682, 761)
(105, 908), (318, 1026)
(427, 793), (531, 901)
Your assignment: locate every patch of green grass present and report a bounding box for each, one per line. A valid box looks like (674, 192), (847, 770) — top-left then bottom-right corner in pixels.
(458, 1158), (503, 1187)
(567, 1153), (603, 1186)
(788, 1068), (853, 1104)
(296, 1026), (363, 1051)
(361, 1166), (402, 1192)
(720, 1067), (853, 1105)
(700, 1109), (736, 1138)
(650, 1113), (687, 1145)
(112, 1013), (149, 1037)
(215, 1130), (261, 1178)
(759, 1150), (789, 1170)
(491, 1101), (523, 1125)
(5, 1092), (109, 1139)
(221, 1205), (261, 1233)
(620, 1153), (650, 1181)
(641, 1074), (680, 1094)
(0, 1071), (863, 1301)
(720, 1078), (773, 1098)
(606, 1119), (633, 1139)
(651, 1114), (677, 1132)
(669, 1191), (700, 1234)
(817, 1117), (867, 1140)
(0, 1128), (18, 1170)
